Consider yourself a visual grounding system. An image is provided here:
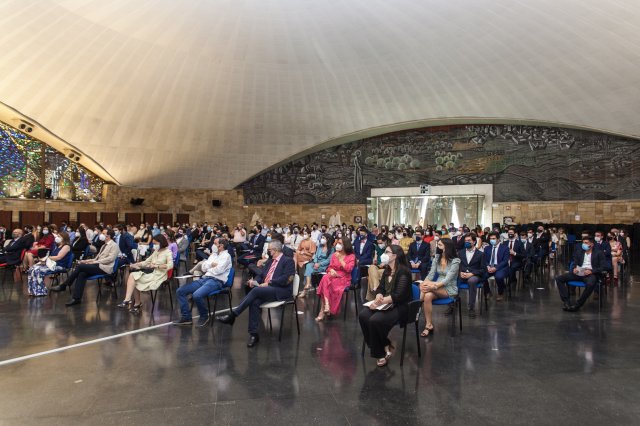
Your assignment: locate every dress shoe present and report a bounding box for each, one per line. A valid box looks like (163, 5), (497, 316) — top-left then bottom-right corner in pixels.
(247, 334), (260, 347)
(443, 306), (454, 316)
(496, 294), (504, 301)
(566, 304), (580, 312)
(196, 316), (210, 327)
(217, 313), (236, 325)
(50, 284), (67, 292)
(172, 318), (193, 326)
(562, 302), (571, 311)
(65, 298), (81, 307)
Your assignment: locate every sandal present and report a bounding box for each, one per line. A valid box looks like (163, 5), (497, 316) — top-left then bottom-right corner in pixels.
(116, 300), (132, 309)
(420, 325), (434, 337)
(376, 358), (388, 367)
(129, 303), (142, 314)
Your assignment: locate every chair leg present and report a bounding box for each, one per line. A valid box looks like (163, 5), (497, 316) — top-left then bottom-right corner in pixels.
(353, 288), (359, 317)
(400, 325), (408, 366)
(268, 308), (273, 332)
(294, 300), (300, 335)
(343, 291), (349, 321)
(415, 321), (421, 358)
(207, 297), (211, 317)
(168, 282), (174, 311)
(361, 339), (365, 357)
(458, 297), (462, 332)
(150, 291), (157, 314)
(278, 305), (286, 341)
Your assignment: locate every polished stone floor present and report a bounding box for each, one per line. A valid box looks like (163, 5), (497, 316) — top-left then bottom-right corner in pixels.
(1, 258), (639, 425)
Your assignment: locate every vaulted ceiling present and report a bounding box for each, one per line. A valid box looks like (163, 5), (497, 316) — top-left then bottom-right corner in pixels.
(1, 0), (640, 189)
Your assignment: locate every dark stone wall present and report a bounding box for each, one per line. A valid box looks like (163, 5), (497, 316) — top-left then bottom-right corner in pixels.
(239, 124), (640, 204)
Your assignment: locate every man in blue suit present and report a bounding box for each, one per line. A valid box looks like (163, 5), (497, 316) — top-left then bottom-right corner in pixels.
(218, 240), (296, 347)
(458, 233), (486, 317)
(408, 229), (431, 279)
(115, 224), (138, 264)
(505, 228), (524, 285)
(484, 232), (509, 301)
(353, 226), (375, 283)
(237, 225), (266, 267)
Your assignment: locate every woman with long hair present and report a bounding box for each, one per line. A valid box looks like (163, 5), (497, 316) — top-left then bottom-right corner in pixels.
(359, 244), (412, 367)
(419, 238), (460, 337)
(315, 238), (356, 321)
(27, 231), (72, 296)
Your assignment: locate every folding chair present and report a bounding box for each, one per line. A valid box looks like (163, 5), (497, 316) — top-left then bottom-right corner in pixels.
(260, 275), (300, 341)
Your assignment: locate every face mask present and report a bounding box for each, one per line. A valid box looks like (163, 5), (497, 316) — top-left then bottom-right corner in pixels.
(99, 234), (106, 241)
(42, 230), (49, 235)
(527, 233), (533, 238)
(416, 236), (422, 242)
(581, 243), (590, 251)
(538, 229), (543, 233)
(607, 236), (614, 241)
(266, 236), (272, 242)
(114, 230), (120, 236)
(360, 234), (367, 239)
(335, 244), (343, 252)
(320, 238), (327, 245)
(520, 238), (527, 243)
(153, 226), (158, 229)
(303, 234), (309, 239)
(12, 233), (19, 239)
(378, 243), (385, 249)
(508, 234), (515, 239)
(594, 236), (601, 243)
(379, 253), (390, 265)
(434, 236), (440, 241)
(337, 233), (342, 238)
(489, 239), (497, 246)
(294, 230), (299, 235)
(464, 242), (473, 249)
(435, 247), (443, 255)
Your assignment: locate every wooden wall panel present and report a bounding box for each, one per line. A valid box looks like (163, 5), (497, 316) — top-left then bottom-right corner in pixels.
(77, 212), (97, 228)
(101, 212), (119, 226)
(49, 211), (70, 226)
(143, 213), (158, 224)
(0, 211), (12, 229)
(176, 213), (190, 225)
(158, 213), (173, 225)
(124, 212), (142, 226)
(19, 211), (45, 228)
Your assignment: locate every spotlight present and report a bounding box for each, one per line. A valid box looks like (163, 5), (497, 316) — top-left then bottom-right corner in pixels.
(26, 127), (32, 133)
(19, 123), (26, 130)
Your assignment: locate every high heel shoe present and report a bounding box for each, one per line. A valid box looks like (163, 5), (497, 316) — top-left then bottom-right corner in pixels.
(116, 300), (132, 309)
(420, 325), (434, 337)
(129, 303), (142, 314)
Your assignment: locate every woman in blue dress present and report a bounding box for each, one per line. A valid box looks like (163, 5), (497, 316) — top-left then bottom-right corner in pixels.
(299, 234), (334, 297)
(27, 231), (72, 297)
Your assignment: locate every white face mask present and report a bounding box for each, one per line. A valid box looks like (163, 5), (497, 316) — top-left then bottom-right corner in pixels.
(42, 230), (49, 235)
(434, 236), (440, 241)
(379, 253), (390, 265)
(55, 236), (62, 244)
(320, 238), (327, 245)
(99, 234), (106, 241)
(335, 244), (343, 252)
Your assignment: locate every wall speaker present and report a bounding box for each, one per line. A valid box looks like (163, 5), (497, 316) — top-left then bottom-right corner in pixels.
(130, 198), (145, 206)
(64, 149), (82, 162)
(212, 199), (222, 207)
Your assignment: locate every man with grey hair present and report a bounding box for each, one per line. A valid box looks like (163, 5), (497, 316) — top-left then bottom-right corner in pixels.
(218, 240), (296, 347)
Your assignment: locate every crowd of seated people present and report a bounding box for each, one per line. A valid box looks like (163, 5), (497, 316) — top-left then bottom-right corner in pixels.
(1, 217), (634, 364)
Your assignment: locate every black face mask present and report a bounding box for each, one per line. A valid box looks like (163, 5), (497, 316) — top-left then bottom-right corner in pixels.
(436, 247), (443, 255)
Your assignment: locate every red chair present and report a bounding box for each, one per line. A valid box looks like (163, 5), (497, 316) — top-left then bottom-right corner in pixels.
(1, 249), (26, 283)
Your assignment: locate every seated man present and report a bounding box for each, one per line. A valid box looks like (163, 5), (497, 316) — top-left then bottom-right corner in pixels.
(519, 231), (536, 281)
(0, 229), (32, 265)
(408, 229), (430, 279)
(594, 230), (612, 273)
(218, 240), (296, 347)
(237, 225), (266, 267)
(505, 228), (524, 284)
(116, 224), (138, 264)
(555, 236), (606, 312)
(483, 232), (509, 301)
(353, 226), (375, 283)
(173, 239), (232, 327)
(51, 229), (121, 306)
(458, 233), (486, 317)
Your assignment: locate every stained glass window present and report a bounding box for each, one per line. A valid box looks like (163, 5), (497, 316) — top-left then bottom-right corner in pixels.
(0, 121), (105, 201)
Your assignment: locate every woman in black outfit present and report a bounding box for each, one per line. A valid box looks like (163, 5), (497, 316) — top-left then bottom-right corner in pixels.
(71, 227), (90, 260)
(359, 244), (413, 367)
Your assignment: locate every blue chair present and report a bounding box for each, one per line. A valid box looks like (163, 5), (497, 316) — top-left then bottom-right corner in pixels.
(92, 258), (122, 302)
(565, 262), (605, 310)
(457, 278), (487, 315)
(44, 251), (75, 289)
(417, 280), (462, 335)
(205, 267), (235, 325)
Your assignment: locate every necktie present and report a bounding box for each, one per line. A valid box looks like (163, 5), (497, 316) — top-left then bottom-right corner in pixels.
(491, 246), (497, 266)
(264, 257), (279, 284)
(509, 241), (513, 262)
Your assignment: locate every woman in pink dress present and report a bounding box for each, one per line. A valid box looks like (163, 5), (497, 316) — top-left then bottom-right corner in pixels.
(315, 238), (355, 321)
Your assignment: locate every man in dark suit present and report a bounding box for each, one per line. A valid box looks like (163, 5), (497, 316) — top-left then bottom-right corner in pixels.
(483, 232), (510, 300)
(408, 229), (431, 279)
(519, 231), (536, 281)
(0, 229), (32, 265)
(555, 236), (606, 312)
(218, 240), (296, 347)
(505, 228), (524, 284)
(115, 224), (138, 264)
(458, 233), (486, 317)
(353, 226), (375, 282)
(237, 225), (266, 267)
(594, 230), (612, 273)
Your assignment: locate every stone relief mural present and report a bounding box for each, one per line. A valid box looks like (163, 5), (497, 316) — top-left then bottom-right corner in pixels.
(239, 125), (640, 204)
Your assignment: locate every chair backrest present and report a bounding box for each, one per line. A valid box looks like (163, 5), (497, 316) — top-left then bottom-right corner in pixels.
(167, 269), (174, 280)
(226, 267), (235, 286)
(406, 299), (422, 324)
(19, 249), (26, 261)
(351, 265), (359, 284)
(61, 250), (74, 269)
(82, 245), (91, 259)
(567, 234), (577, 243)
(412, 282), (421, 301)
(111, 257), (121, 274)
(292, 274), (300, 296)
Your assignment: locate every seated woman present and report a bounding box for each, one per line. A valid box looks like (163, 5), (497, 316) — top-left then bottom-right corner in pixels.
(27, 231), (72, 297)
(419, 238), (460, 337)
(24, 225), (55, 270)
(610, 234), (624, 282)
(359, 244), (412, 367)
(366, 237), (388, 301)
(315, 238), (356, 321)
(117, 234), (173, 313)
(136, 226), (154, 259)
(294, 231), (316, 273)
(299, 233), (333, 297)
(71, 227), (90, 260)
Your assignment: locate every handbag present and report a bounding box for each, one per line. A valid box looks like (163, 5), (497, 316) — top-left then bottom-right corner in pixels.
(44, 256), (57, 271)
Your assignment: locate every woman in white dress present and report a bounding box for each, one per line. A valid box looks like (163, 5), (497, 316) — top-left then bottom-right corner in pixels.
(117, 234), (173, 313)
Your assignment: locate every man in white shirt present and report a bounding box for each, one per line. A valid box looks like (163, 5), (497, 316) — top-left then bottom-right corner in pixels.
(174, 239), (232, 327)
